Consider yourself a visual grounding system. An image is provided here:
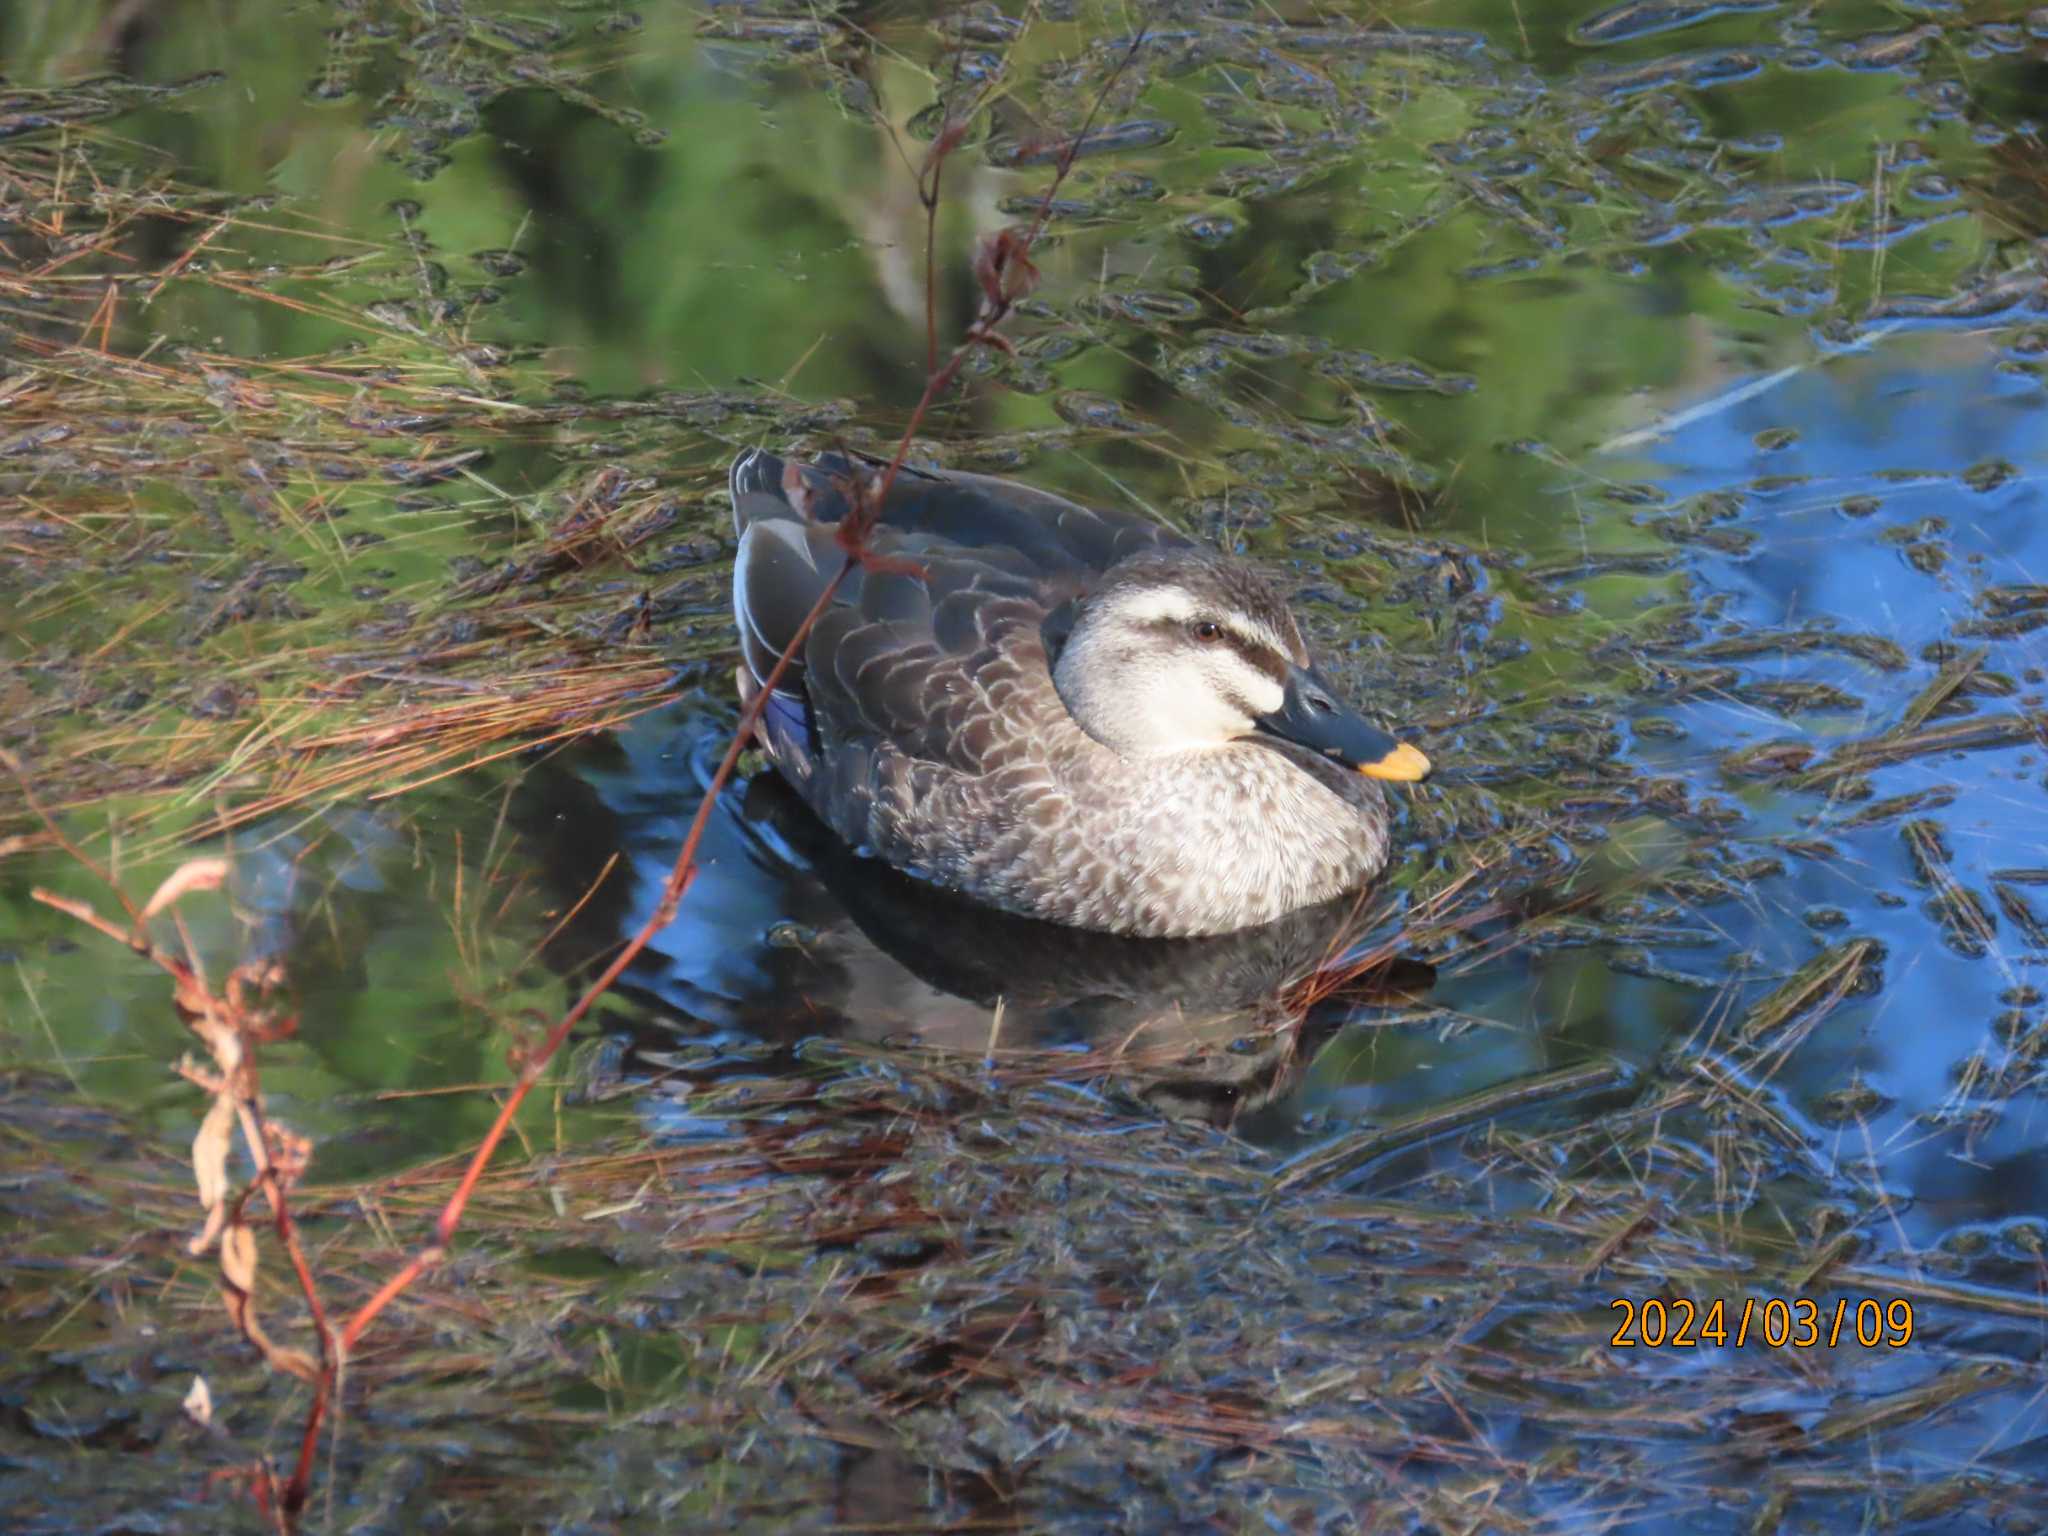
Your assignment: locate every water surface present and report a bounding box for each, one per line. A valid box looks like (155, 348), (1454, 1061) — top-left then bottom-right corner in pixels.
(4, 0), (2048, 1529)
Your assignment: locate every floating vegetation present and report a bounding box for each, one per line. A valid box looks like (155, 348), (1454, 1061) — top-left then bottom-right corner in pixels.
(5, 0), (2048, 1528)
(1571, 0), (1785, 48)
(985, 116), (1177, 167)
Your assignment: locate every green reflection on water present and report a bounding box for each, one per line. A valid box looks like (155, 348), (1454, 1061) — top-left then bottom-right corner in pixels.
(3, 0), (2047, 1526)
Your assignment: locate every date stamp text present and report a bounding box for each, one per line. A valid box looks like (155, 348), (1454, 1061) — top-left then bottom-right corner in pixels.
(1609, 1296), (1914, 1350)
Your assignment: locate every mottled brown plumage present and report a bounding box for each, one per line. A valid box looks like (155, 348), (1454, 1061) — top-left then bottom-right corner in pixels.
(730, 450), (1421, 938)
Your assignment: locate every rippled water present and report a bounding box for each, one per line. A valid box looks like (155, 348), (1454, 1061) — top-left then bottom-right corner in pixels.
(5, 0), (2048, 1528)
(557, 330), (2048, 1231)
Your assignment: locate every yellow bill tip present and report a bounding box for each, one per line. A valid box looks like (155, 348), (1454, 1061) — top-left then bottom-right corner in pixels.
(1359, 741), (1430, 783)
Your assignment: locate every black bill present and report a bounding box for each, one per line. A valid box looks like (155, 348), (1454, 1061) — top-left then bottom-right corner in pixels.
(1255, 665), (1431, 782)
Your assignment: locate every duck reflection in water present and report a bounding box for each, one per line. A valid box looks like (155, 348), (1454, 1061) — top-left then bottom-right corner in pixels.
(524, 744), (1432, 1128)
(742, 773), (1434, 1123)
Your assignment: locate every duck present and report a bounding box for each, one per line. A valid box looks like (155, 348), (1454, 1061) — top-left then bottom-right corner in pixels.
(738, 771), (1436, 1125)
(727, 448), (1430, 938)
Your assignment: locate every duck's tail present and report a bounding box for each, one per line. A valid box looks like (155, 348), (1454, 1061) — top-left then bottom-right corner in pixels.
(729, 447), (879, 536)
(727, 445), (789, 536)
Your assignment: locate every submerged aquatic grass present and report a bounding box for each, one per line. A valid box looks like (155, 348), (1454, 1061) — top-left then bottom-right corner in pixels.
(4, 0), (2048, 1530)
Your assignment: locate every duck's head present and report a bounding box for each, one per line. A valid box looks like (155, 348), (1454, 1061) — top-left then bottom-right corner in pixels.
(1051, 550), (1430, 781)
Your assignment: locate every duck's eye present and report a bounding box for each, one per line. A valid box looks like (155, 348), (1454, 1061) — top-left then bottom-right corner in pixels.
(1190, 620), (1224, 643)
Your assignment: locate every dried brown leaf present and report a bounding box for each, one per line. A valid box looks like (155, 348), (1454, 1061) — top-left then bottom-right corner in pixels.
(191, 1198), (227, 1258)
(185, 1001), (245, 1076)
(189, 1090), (236, 1255)
(221, 1270), (321, 1386)
(221, 1218), (258, 1293)
(140, 856), (230, 925)
(267, 1347), (320, 1385)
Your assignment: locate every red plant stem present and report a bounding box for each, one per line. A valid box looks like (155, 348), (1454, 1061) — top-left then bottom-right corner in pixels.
(7, 750), (143, 926)
(285, 1329), (349, 1507)
(267, 1176), (333, 1344)
(226, 1099), (334, 1353)
(923, 165), (941, 380)
(215, 1110), (331, 1510)
(28, 886), (182, 974)
(872, 29), (1146, 510)
(286, 29), (1152, 1523)
(289, 560), (853, 1511)
(1019, 35), (1143, 258)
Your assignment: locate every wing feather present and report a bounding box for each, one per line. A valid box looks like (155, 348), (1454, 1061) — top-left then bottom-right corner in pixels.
(729, 449), (1124, 858)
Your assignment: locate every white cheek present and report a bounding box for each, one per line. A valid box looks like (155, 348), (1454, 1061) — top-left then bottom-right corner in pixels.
(1162, 665), (1232, 721)
(1125, 664), (1237, 747)
(1207, 657), (1283, 720)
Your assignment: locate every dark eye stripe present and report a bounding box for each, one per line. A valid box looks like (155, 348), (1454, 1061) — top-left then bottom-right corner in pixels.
(1145, 617), (1289, 683)
(1221, 627), (1290, 683)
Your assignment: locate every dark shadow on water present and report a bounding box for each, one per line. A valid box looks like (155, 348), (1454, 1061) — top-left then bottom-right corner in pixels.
(518, 703), (1438, 1133)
